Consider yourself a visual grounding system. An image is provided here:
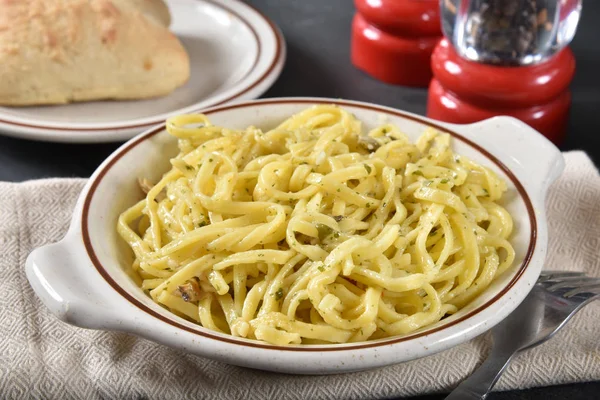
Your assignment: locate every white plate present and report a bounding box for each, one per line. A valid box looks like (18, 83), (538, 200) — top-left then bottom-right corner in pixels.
(26, 98), (564, 374)
(0, 0), (285, 143)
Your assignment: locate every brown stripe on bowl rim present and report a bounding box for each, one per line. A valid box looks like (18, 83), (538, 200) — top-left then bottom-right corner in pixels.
(82, 98), (538, 351)
(0, 0), (283, 132)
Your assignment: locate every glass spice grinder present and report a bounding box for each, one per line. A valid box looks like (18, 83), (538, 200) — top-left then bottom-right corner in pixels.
(440, 0), (582, 65)
(427, 0), (582, 144)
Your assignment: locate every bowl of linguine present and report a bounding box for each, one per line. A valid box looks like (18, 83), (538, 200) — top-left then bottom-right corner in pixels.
(26, 98), (563, 374)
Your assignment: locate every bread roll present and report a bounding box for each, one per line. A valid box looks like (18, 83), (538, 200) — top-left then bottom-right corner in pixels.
(0, 0), (190, 106)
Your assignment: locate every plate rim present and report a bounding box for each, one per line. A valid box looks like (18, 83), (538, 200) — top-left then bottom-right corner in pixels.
(0, 0), (285, 141)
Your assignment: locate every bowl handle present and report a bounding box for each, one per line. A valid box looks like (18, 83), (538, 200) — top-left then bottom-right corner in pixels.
(442, 116), (565, 197)
(26, 240), (128, 330)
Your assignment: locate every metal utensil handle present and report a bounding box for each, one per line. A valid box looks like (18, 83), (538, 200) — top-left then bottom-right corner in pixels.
(445, 350), (515, 400)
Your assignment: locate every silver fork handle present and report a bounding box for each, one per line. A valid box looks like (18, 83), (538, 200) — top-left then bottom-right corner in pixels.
(445, 350), (515, 400)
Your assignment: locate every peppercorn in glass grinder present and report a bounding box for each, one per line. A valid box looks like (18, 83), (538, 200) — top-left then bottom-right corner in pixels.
(427, 0), (582, 144)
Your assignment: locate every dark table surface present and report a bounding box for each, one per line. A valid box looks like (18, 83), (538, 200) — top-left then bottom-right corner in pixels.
(2, 0), (599, 399)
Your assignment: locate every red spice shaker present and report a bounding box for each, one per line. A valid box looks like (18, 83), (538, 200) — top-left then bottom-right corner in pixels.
(351, 0), (442, 87)
(427, 0), (582, 145)
(427, 39), (575, 144)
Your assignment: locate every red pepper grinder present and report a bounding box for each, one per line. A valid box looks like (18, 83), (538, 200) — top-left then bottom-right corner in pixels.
(351, 0), (442, 87)
(427, 0), (582, 145)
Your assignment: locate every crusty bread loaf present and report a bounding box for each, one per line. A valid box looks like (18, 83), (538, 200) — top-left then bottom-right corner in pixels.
(0, 0), (190, 106)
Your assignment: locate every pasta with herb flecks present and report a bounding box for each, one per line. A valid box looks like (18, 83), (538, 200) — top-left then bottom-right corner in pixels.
(117, 105), (515, 345)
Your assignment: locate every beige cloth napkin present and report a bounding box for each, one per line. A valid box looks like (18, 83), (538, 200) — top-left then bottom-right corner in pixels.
(1, 151), (599, 400)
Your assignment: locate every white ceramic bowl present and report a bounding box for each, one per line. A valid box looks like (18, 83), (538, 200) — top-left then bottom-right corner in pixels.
(26, 98), (564, 374)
